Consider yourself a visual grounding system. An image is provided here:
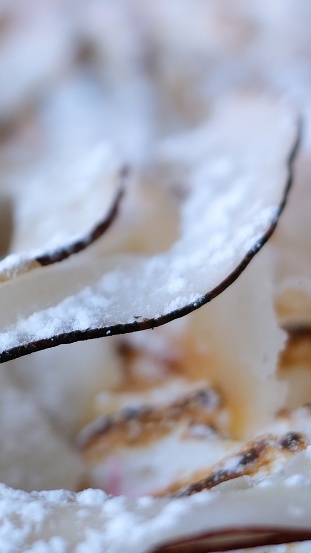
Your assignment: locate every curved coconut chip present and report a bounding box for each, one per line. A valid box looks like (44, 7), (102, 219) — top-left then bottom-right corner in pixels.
(78, 378), (311, 498)
(0, 96), (299, 363)
(173, 431), (307, 497)
(80, 387), (224, 451)
(79, 387), (231, 497)
(0, 144), (126, 283)
(2, 445), (311, 552)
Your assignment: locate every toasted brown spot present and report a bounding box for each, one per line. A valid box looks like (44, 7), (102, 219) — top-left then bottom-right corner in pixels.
(0, 122), (300, 365)
(166, 433), (307, 498)
(280, 431), (305, 452)
(114, 340), (178, 393)
(80, 387), (224, 459)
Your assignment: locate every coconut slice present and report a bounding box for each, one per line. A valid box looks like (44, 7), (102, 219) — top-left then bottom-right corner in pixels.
(1, 446), (311, 552)
(79, 376), (311, 499)
(0, 143), (126, 283)
(79, 387), (231, 497)
(0, 96), (298, 363)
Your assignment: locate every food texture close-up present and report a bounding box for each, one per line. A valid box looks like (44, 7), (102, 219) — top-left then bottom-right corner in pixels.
(1, 1), (311, 552)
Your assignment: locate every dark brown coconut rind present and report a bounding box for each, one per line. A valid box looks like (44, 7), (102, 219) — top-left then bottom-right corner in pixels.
(153, 527), (311, 553)
(79, 387), (223, 452)
(172, 432), (306, 497)
(0, 124), (299, 364)
(0, 168), (127, 283)
(36, 175), (126, 266)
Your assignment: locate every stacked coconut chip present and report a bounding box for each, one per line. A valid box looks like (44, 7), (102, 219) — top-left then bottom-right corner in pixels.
(1, 2), (311, 553)
(0, 96), (297, 361)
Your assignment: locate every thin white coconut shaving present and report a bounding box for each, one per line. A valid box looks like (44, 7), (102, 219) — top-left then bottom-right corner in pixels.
(0, 142), (125, 283)
(0, 95), (298, 362)
(0, 448), (311, 553)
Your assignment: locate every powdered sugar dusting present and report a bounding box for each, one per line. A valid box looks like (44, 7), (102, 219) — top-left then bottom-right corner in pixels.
(0, 96), (297, 357)
(1, 451), (311, 552)
(0, 142), (122, 283)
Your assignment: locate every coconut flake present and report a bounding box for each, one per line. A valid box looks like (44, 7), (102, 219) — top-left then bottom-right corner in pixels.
(0, 143), (126, 283)
(1, 450), (311, 552)
(0, 95), (298, 363)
